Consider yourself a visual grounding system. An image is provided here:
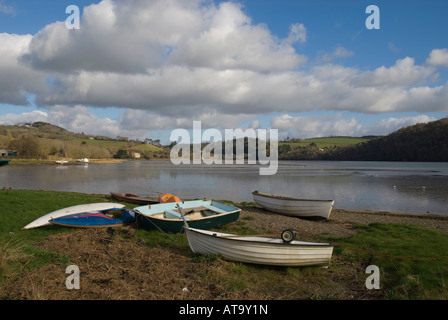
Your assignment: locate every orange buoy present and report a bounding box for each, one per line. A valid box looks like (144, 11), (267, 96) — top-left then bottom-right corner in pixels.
(158, 193), (182, 203)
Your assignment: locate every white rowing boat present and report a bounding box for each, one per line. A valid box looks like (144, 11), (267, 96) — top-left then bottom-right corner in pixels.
(184, 226), (333, 267)
(252, 190), (334, 219)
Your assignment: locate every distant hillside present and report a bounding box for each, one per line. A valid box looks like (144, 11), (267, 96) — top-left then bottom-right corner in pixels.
(0, 122), (169, 160)
(326, 118), (448, 162)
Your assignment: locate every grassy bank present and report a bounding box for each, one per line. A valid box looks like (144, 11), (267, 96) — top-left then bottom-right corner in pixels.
(1, 189), (448, 300)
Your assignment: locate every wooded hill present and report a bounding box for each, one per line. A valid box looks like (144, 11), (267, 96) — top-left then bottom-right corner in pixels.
(280, 118), (448, 162)
(328, 118), (448, 161)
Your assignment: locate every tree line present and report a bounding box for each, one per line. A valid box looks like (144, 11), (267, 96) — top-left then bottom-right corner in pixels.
(279, 118), (448, 162)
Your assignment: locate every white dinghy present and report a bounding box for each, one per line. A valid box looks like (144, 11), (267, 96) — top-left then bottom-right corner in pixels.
(183, 226), (334, 267)
(252, 190), (335, 219)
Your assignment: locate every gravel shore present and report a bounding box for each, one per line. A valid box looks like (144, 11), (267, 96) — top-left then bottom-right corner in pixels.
(239, 206), (448, 241)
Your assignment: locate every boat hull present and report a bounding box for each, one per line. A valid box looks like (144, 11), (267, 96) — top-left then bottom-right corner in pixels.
(22, 203), (125, 230)
(252, 191), (334, 219)
(0, 159), (11, 167)
(184, 227), (333, 267)
(49, 208), (135, 228)
(110, 192), (158, 205)
(134, 200), (240, 233)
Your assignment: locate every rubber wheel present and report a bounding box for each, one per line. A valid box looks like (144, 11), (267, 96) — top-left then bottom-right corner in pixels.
(281, 229), (295, 243)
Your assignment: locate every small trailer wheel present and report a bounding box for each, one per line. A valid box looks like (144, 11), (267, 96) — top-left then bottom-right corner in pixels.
(281, 229), (295, 243)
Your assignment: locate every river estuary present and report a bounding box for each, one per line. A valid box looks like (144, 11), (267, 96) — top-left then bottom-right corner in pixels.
(1, 160), (447, 215)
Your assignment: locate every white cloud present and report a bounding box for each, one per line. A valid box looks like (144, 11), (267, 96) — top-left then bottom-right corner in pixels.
(271, 113), (438, 139)
(0, 33), (47, 105)
(352, 57), (436, 88)
(284, 23), (307, 45)
(319, 46), (354, 62)
(367, 115), (437, 135)
(21, 0), (306, 74)
(426, 48), (448, 67)
(0, 1), (16, 16)
(1, 0), (448, 141)
(272, 113), (362, 139)
(0, 110), (48, 124)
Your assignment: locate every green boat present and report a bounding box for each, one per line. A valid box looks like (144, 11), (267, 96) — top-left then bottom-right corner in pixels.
(134, 200), (241, 233)
(0, 159), (11, 167)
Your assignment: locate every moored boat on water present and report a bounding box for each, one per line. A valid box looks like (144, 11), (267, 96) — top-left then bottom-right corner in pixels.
(0, 159), (11, 167)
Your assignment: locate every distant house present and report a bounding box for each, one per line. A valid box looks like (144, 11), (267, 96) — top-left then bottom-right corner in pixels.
(130, 151), (141, 159)
(1, 150), (18, 157)
(126, 149), (141, 159)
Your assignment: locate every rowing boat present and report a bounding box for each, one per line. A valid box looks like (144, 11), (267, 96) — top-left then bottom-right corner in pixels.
(110, 192), (158, 205)
(184, 226), (333, 267)
(252, 190), (334, 219)
(134, 200), (240, 233)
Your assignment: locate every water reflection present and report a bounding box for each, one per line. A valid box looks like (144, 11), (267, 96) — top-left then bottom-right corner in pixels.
(1, 160), (447, 215)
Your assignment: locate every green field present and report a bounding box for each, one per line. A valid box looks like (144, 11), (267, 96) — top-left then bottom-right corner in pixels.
(74, 138), (165, 153)
(280, 136), (370, 148)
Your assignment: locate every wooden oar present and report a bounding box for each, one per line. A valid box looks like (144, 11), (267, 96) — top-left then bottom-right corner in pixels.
(176, 203), (188, 227)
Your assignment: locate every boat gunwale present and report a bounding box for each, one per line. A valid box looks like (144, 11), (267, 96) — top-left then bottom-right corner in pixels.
(135, 206), (241, 222)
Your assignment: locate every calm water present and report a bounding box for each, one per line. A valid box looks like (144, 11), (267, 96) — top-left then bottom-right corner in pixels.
(1, 160), (447, 215)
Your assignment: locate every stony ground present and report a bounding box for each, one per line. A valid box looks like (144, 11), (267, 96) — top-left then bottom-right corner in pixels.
(2, 206), (447, 300)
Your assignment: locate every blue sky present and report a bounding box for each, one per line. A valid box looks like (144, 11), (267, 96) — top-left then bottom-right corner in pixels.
(0, 0), (447, 143)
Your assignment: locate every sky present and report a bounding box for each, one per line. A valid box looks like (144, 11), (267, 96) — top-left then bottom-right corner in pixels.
(0, 0), (447, 144)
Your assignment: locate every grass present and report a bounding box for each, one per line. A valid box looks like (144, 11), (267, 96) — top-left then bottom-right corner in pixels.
(75, 138), (166, 153)
(280, 136), (369, 148)
(1, 189), (448, 299)
(328, 223), (448, 299)
(0, 190), (111, 282)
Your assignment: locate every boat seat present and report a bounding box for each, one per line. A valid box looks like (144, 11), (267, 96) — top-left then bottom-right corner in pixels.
(164, 209), (190, 220)
(203, 205), (227, 214)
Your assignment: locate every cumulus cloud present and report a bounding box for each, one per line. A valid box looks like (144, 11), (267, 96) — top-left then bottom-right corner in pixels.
(21, 0), (306, 74)
(426, 48), (448, 67)
(352, 57), (436, 88)
(271, 113), (438, 139)
(0, 110), (48, 124)
(1, 0), (448, 141)
(0, 33), (47, 105)
(272, 113), (362, 139)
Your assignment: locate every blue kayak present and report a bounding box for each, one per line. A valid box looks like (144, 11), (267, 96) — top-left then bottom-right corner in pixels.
(49, 208), (136, 228)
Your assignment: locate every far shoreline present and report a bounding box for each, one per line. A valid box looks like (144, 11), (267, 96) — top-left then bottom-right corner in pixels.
(1, 158), (170, 166)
